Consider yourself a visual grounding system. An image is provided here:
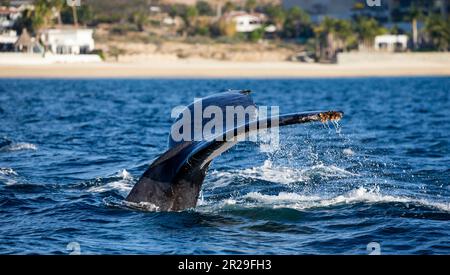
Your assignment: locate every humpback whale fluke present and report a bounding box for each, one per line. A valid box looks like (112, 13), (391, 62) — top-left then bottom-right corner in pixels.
(125, 90), (343, 211)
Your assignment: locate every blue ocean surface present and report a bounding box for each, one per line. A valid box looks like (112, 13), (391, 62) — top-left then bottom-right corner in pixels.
(0, 77), (449, 254)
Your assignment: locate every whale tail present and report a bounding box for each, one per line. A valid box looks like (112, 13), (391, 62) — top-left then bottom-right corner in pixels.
(125, 90), (343, 211)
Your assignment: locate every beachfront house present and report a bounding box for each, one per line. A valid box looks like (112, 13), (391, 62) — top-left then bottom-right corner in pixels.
(225, 12), (265, 33)
(40, 27), (95, 55)
(0, 6), (22, 30)
(0, 29), (43, 53)
(374, 34), (408, 52)
(0, 29), (18, 52)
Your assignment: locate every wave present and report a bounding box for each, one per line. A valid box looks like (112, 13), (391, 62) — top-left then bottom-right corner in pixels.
(87, 169), (134, 196)
(343, 148), (355, 156)
(0, 168), (19, 186)
(0, 168), (18, 176)
(123, 201), (160, 211)
(96, 165), (447, 214)
(0, 142), (37, 152)
(209, 160), (357, 186)
(204, 187), (449, 213)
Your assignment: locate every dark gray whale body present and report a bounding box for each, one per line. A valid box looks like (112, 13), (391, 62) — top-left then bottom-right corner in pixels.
(126, 90), (343, 211)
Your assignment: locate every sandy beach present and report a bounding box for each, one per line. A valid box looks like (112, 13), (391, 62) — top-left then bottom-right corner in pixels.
(1, 53), (449, 78)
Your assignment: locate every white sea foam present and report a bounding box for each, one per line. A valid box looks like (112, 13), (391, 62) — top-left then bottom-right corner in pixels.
(235, 187), (450, 212)
(209, 160), (357, 187)
(0, 168), (19, 186)
(124, 201), (160, 211)
(88, 169), (134, 195)
(343, 148), (355, 156)
(119, 169), (132, 180)
(0, 142), (37, 152)
(301, 163), (358, 179)
(244, 191), (321, 203)
(0, 168), (18, 176)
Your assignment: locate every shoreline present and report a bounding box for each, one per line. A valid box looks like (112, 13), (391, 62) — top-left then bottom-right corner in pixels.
(1, 59), (449, 78)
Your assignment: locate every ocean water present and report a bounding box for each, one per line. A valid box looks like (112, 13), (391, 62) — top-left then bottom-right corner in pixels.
(0, 78), (449, 254)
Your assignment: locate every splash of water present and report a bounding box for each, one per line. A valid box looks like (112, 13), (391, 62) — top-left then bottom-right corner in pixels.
(87, 169), (134, 195)
(331, 120), (342, 134)
(209, 160), (358, 187)
(199, 187), (450, 213)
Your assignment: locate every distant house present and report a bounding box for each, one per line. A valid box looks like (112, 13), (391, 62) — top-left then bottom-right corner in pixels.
(225, 12), (266, 33)
(0, 6), (22, 30)
(0, 29), (43, 53)
(40, 28), (95, 55)
(0, 30), (17, 51)
(374, 34), (408, 52)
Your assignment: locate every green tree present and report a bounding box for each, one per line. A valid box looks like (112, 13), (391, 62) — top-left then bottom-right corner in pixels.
(245, 0), (257, 13)
(32, 0), (53, 32)
(0, 0), (11, 7)
(132, 10), (148, 32)
(282, 7), (313, 39)
(315, 17), (356, 49)
(168, 4), (187, 18)
(51, 0), (64, 26)
(13, 8), (33, 34)
(196, 1), (214, 16)
(425, 15), (450, 51)
(249, 27), (264, 42)
(264, 4), (285, 32)
(184, 6), (198, 28)
(59, 0), (79, 26)
(353, 17), (387, 49)
(61, 3), (93, 25)
(223, 1), (235, 13)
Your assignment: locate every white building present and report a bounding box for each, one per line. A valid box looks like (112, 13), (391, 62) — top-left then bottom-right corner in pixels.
(0, 6), (22, 29)
(227, 12), (265, 33)
(41, 28), (95, 55)
(374, 34), (408, 52)
(0, 29), (17, 42)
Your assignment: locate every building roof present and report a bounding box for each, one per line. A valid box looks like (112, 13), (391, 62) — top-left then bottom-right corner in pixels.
(0, 6), (20, 15)
(0, 30), (18, 43)
(374, 34), (408, 43)
(223, 11), (267, 21)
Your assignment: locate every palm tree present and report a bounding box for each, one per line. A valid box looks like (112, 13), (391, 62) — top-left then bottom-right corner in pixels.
(283, 7), (312, 39)
(33, 0), (53, 31)
(223, 1), (236, 14)
(409, 4), (423, 50)
(245, 0), (257, 13)
(213, 0), (224, 19)
(132, 11), (148, 32)
(314, 17), (356, 62)
(184, 5), (198, 28)
(51, 0), (64, 26)
(265, 4), (286, 33)
(65, 0), (79, 27)
(425, 14), (450, 51)
(71, 4), (79, 27)
(245, 0), (258, 13)
(353, 17), (387, 50)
